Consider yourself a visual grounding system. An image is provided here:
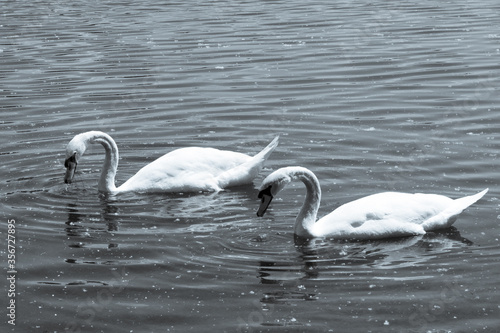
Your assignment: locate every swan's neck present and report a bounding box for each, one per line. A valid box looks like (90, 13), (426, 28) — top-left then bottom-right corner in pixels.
(292, 168), (321, 237)
(86, 132), (119, 193)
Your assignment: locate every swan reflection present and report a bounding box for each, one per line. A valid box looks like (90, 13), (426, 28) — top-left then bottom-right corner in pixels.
(258, 227), (473, 285)
(64, 197), (119, 242)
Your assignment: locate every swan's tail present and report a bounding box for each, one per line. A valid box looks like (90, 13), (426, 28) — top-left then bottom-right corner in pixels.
(453, 188), (489, 210)
(422, 188), (488, 230)
(252, 135), (279, 163)
(216, 136), (279, 188)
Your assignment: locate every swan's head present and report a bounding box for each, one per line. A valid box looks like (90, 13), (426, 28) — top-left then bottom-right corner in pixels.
(64, 133), (89, 184)
(256, 168), (294, 217)
(64, 152), (78, 184)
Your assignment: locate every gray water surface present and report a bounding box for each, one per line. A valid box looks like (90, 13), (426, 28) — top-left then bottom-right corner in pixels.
(2, 0), (500, 332)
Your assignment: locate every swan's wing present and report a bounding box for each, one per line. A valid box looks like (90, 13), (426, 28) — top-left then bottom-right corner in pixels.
(314, 216), (427, 239)
(313, 190), (487, 238)
(118, 147), (251, 192)
(312, 192), (453, 238)
(327, 192), (453, 223)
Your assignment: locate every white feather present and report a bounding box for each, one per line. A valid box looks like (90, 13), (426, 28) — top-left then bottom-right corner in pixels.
(64, 131), (279, 194)
(258, 166), (487, 240)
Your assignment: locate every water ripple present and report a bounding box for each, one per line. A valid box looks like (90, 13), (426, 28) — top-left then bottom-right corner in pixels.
(2, 1), (499, 332)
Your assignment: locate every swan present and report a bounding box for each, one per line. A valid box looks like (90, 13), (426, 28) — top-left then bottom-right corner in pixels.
(257, 166), (488, 240)
(64, 131), (279, 194)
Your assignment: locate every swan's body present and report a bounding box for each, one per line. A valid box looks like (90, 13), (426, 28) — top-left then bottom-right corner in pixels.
(257, 166), (488, 240)
(64, 131), (279, 194)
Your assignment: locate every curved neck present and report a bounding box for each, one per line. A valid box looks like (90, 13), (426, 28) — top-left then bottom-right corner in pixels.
(85, 131), (119, 193)
(289, 168), (322, 237)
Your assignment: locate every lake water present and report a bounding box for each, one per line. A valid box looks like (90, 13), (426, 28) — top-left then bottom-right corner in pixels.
(2, 0), (500, 332)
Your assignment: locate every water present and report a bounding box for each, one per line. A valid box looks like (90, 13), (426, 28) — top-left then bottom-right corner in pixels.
(2, 0), (500, 332)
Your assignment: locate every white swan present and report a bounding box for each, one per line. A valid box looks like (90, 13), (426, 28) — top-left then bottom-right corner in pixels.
(64, 131), (279, 194)
(257, 166), (488, 240)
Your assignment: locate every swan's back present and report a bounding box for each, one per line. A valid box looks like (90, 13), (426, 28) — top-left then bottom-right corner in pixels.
(313, 190), (487, 239)
(324, 192), (452, 225)
(152, 147), (250, 174)
(118, 147), (251, 192)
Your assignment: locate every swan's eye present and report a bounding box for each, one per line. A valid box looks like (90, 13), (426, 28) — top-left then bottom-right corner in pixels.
(64, 153), (77, 168)
(258, 186), (273, 200)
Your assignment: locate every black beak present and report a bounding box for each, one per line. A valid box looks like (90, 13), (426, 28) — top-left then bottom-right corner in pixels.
(257, 186), (273, 217)
(64, 153), (77, 184)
